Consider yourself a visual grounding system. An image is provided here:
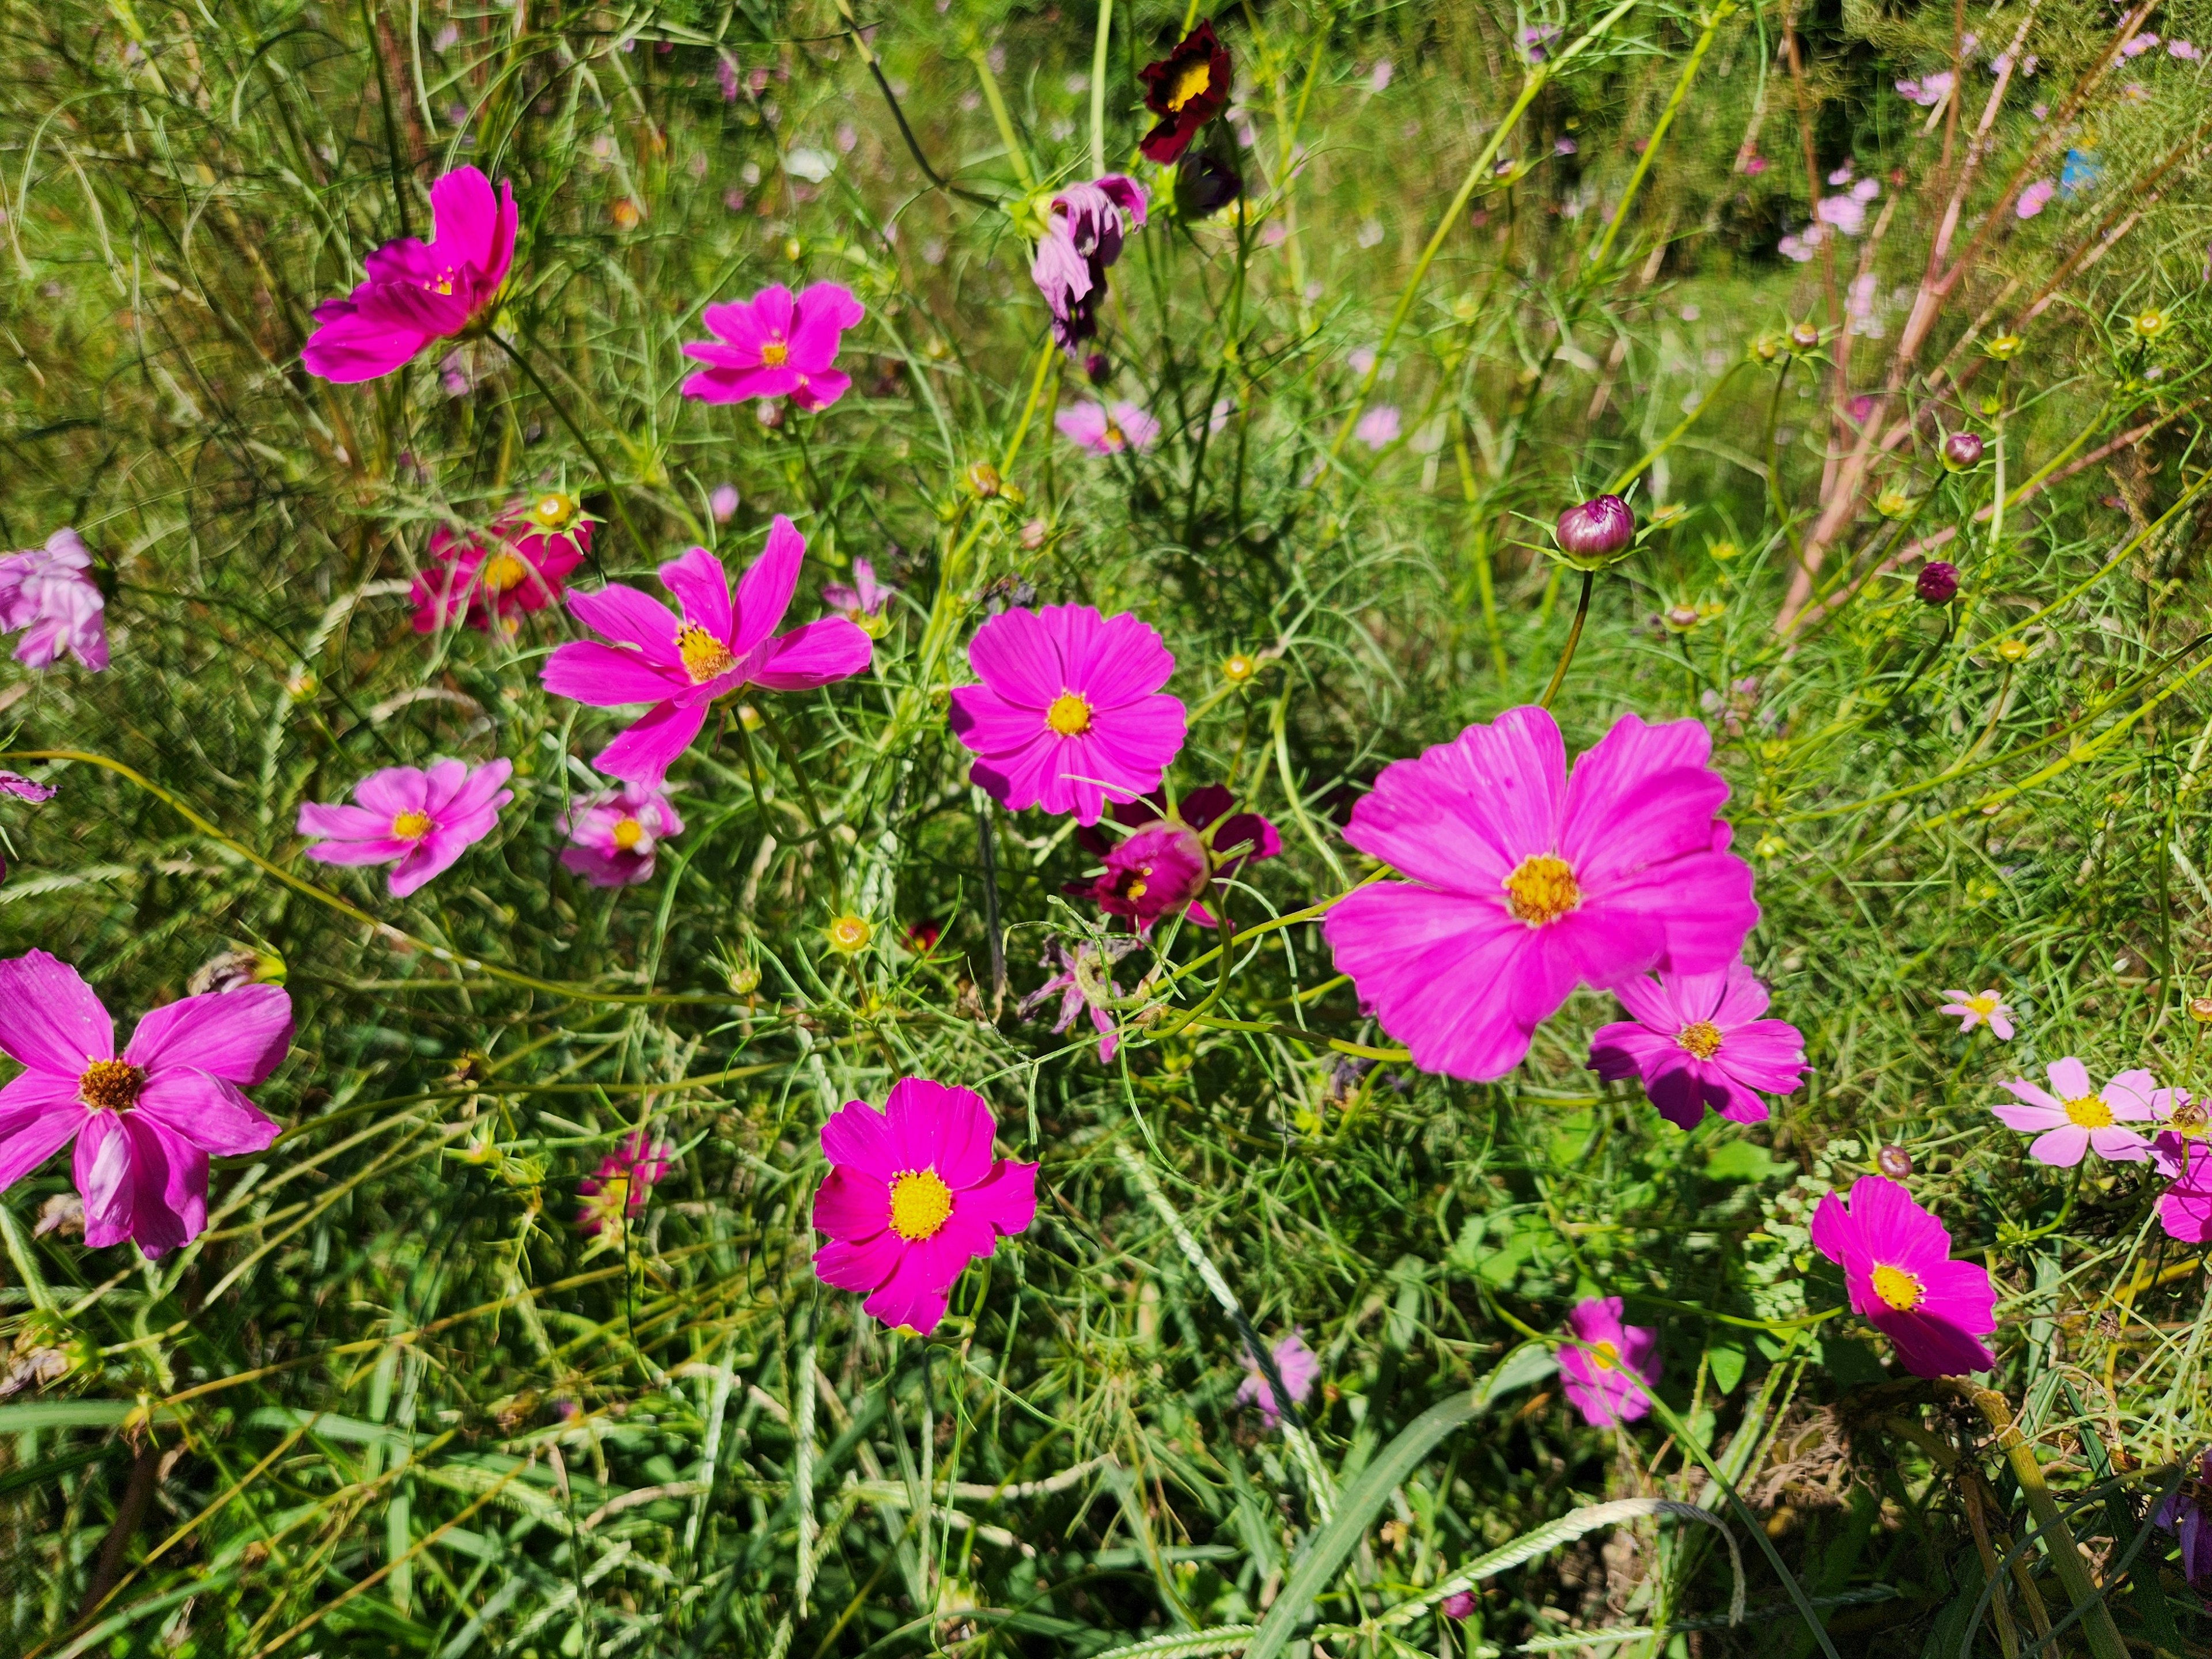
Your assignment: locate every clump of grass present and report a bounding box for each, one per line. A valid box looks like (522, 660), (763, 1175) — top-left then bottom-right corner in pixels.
(1, 1), (2210, 1656)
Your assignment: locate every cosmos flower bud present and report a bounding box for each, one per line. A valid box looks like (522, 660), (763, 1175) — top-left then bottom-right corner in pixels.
(1877, 1145), (1914, 1179)
(1787, 320), (1821, 351)
(1916, 560), (1959, 605)
(2191, 995), (2212, 1024)
(1084, 351), (1112, 385)
(1943, 431), (1984, 469)
(1554, 494), (1635, 567)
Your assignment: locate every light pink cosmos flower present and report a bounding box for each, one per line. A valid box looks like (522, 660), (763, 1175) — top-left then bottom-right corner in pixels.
(1354, 404), (1402, 450)
(0, 950), (291, 1258)
(298, 758), (514, 898)
(303, 167), (517, 383)
(1323, 706), (1757, 1082)
(577, 1132), (672, 1237)
(1056, 400), (1161, 454)
(1237, 1329), (1320, 1428)
(949, 605), (1187, 823)
(821, 558), (892, 622)
(1993, 1058), (2153, 1166)
(1896, 71), (1954, 106)
(2171, 39), (2202, 60)
(2121, 31), (2160, 56)
(1815, 194), (1868, 236)
(1939, 987), (2014, 1039)
(1810, 1176), (1996, 1376)
(709, 483), (741, 523)
(0, 528), (107, 671)
(679, 282), (865, 411)
(540, 516), (873, 786)
(810, 1078), (1039, 1334)
(2016, 180), (2056, 218)
(1587, 962), (1805, 1130)
(1557, 1297), (1661, 1427)
(559, 783), (684, 887)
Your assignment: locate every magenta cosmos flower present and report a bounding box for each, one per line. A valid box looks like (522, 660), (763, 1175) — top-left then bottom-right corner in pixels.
(412, 495), (590, 635)
(949, 605), (1187, 824)
(577, 1132), (672, 1240)
(303, 167), (516, 383)
(1588, 962), (1805, 1131)
(1324, 706), (1756, 1082)
(1939, 987), (2014, 1039)
(559, 783), (684, 888)
(298, 758), (514, 898)
(1993, 1058), (2154, 1166)
(0, 528), (107, 671)
(541, 516), (872, 786)
(821, 558), (893, 635)
(1558, 1297), (1661, 1427)
(1237, 1330), (1320, 1429)
(2153, 1131), (2212, 1244)
(811, 1079), (1039, 1334)
(1057, 400), (1160, 454)
(680, 282), (865, 411)
(1810, 1176), (1997, 1377)
(1068, 784), (1279, 934)
(0, 950), (291, 1257)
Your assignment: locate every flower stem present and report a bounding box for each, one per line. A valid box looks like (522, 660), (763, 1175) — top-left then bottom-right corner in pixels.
(1088, 0), (1112, 176)
(1539, 570), (1595, 709)
(490, 332), (649, 565)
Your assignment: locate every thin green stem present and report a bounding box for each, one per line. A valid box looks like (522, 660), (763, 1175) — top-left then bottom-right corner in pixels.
(491, 332), (650, 561)
(1539, 570), (1596, 708)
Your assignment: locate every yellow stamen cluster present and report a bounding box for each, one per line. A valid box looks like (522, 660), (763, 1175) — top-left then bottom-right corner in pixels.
(2063, 1094), (2114, 1129)
(480, 552), (530, 593)
(1503, 855), (1581, 926)
(677, 623), (737, 684)
(1165, 58), (1214, 111)
(888, 1168), (955, 1241)
(1870, 1264), (1924, 1312)
(1676, 1021), (1724, 1060)
(611, 818), (646, 851)
(760, 337), (791, 367)
(1046, 692), (1093, 737)
(78, 1059), (146, 1113)
(392, 810), (433, 840)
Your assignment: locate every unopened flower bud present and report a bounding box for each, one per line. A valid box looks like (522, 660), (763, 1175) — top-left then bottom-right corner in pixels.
(1997, 637), (2029, 663)
(2191, 995), (2212, 1024)
(966, 461), (1002, 498)
(1084, 352), (1112, 385)
(1942, 431), (1984, 469)
(1877, 1145), (1913, 1179)
(1916, 560), (1959, 605)
(1020, 517), (1048, 551)
(1984, 333), (2025, 361)
(825, 913), (873, 955)
(1554, 494), (1635, 566)
(1222, 652), (1259, 684)
(1442, 1590), (1476, 1622)
(1876, 487), (1916, 520)
(1751, 334), (1785, 363)
(1787, 320), (1821, 351)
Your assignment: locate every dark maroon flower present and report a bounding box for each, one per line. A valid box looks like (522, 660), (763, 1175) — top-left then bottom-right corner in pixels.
(1138, 22), (1233, 165)
(1084, 351), (1112, 385)
(1555, 494), (1635, 565)
(1066, 784), (1281, 934)
(1175, 150), (1243, 218)
(1916, 560), (1960, 605)
(1943, 431), (1984, 469)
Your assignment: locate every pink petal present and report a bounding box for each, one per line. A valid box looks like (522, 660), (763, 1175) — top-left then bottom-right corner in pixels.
(957, 1158), (1038, 1237)
(681, 363), (801, 403)
(751, 617), (872, 690)
(134, 1067), (280, 1154)
(1065, 608), (1175, 709)
(436, 759), (514, 820)
(732, 517), (805, 653)
(1343, 708), (1564, 894)
(967, 607), (1067, 707)
(388, 830), (476, 897)
(544, 640), (687, 707)
(660, 545), (736, 642)
(1577, 850), (1758, 980)
(1809, 1189), (1865, 1276)
(355, 281), (471, 338)
(74, 1111), (137, 1248)
(1876, 1306), (1994, 1377)
(1559, 714), (1721, 867)
(1998, 1077), (2059, 1112)
(2105, 1070), (2158, 1120)
(821, 1099), (901, 1183)
(0, 949), (115, 1072)
(1324, 887), (1548, 1080)
(1991, 1101), (2067, 1132)
(566, 584), (683, 661)
(812, 1166), (891, 1241)
(301, 310), (429, 382)
(427, 166), (500, 278)
(2046, 1056), (2093, 1100)
(0, 1090), (85, 1187)
(2086, 1126), (2150, 1163)
(786, 281), (865, 370)
(122, 1114), (206, 1258)
(700, 296), (771, 355)
(124, 984), (293, 1085)
(594, 699), (710, 785)
(303, 835), (411, 868)
(352, 766), (431, 819)
(886, 1079), (996, 1189)
(814, 1228), (904, 1294)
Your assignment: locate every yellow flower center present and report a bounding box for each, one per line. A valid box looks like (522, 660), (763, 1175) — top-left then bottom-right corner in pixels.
(827, 914), (873, 953)
(391, 810), (434, 840)
(1589, 1339), (1620, 1371)
(1222, 654), (1256, 683)
(425, 267), (457, 296)
(760, 336), (790, 367)
(1968, 993), (1998, 1015)
(1103, 422), (1126, 449)
(611, 817), (645, 851)
(1503, 854), (1581, 926)
(1870, 1263), (1924, 1312)
(2064, 1094), (2113, 1129)
(1046, 692), (1093, 737)
(1166, 56), (1214, 111)
(1676, 1021), (1724, 1060)
(530, 492), (577, 529)
(480, 552), (530, 593)
(888, 1168), (955, 1242)
(78, 1058), (146, 1113)
(677, 623), (736, 684)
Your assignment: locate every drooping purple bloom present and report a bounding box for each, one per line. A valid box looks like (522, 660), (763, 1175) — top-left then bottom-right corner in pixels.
(0, 528), (107, 671)
(1021, 938), (1139, 1062)
(1031, 176), (1147, 361)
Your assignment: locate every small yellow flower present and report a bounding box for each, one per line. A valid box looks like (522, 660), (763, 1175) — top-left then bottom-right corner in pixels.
(1984, 333), (2025, 361)
(2131, 308), (2171, 341)
(825, 913), (874, 954)
(1876, 487), (1917, 520)
(1996, 637), (2029, 663)
(1706, 539), (1739, 562)
(1221, 652), (1260, 684)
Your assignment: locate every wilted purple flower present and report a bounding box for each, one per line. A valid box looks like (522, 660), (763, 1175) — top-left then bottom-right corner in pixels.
(2170, 39), (2202, 60)
(1175, 152), (1243, 218)
(1021, 938), (1139, 1062)
(2121, 32), (2160, 56)
(1943, 431), (1984, 470)
(1031, 176), (1147, 360)
(0, 772), (56, 802)
(1555, 494), (1635, 563)
(822, 558), (893, 622)
(1916, 561), (1959, 605)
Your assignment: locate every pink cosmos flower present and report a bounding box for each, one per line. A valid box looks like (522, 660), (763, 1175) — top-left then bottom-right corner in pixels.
(2171, 39), (2202, 60)
(1993, 1058), (2154, 1166)
(298, 758), (514, 898)
(680, 282), (865, 411)
(1031, 175), (1147, 359)
(0, 950), (291, 1258)
(810, 1079), (1039, 1334)
(709, 483), (740, 523)
(1587, 962), (1805, 1131)
(1939, 987), (2014, 1039)
(2121, 31), (2159, 56)
(541, 516), (873, 786)
(2016, 179), (2056, 218)
(1323, 706), (1757, 1082)
(2157, 1450), (2212, 1588)
(1022, 938), (1139, 1062)
(821, 558), (892, 623)
(1069, 784), (1280, 934)
(1557, 1297), (1660, 1427)
(577, 1132), (672, 1238)
(303, 167), (517, 382)
(0, 528), (107, 671)
(0, 771), (56, 802)
(1237, 1329), (1320, 1428)
(2153, 1132), (2212, 1243)
(1056, 400), (1160, 454)
(1810, 1176), (1997, 1377)
(559, 783), (684, 887)
(1896, 71), (1954, 106)
(1355, 405), (1402, 450)
(411, 499), (590, 634)
(949, 605), (1187, 823)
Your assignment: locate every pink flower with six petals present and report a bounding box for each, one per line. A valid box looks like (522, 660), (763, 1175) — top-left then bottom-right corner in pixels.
(811, 1079), (1039, 1334)
(680, 282), (865, 411)
(1992, 1057), (2153, 1166)
(1557, 1296), (1661, 1427)
(0, 528), (107, 671)
(1938, 987), (2014, 1039)
(1323, 706), (1758, 1082)
(1810, 1176), (1996, 1376)
(1587, 962), (1805, 1130)
(541, 516), (873, 785)
(949, 605), (1187, 823)
(303, 167), (517, 383)
(0, 950), (291, 1258)
(298, 758), (514, 898)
